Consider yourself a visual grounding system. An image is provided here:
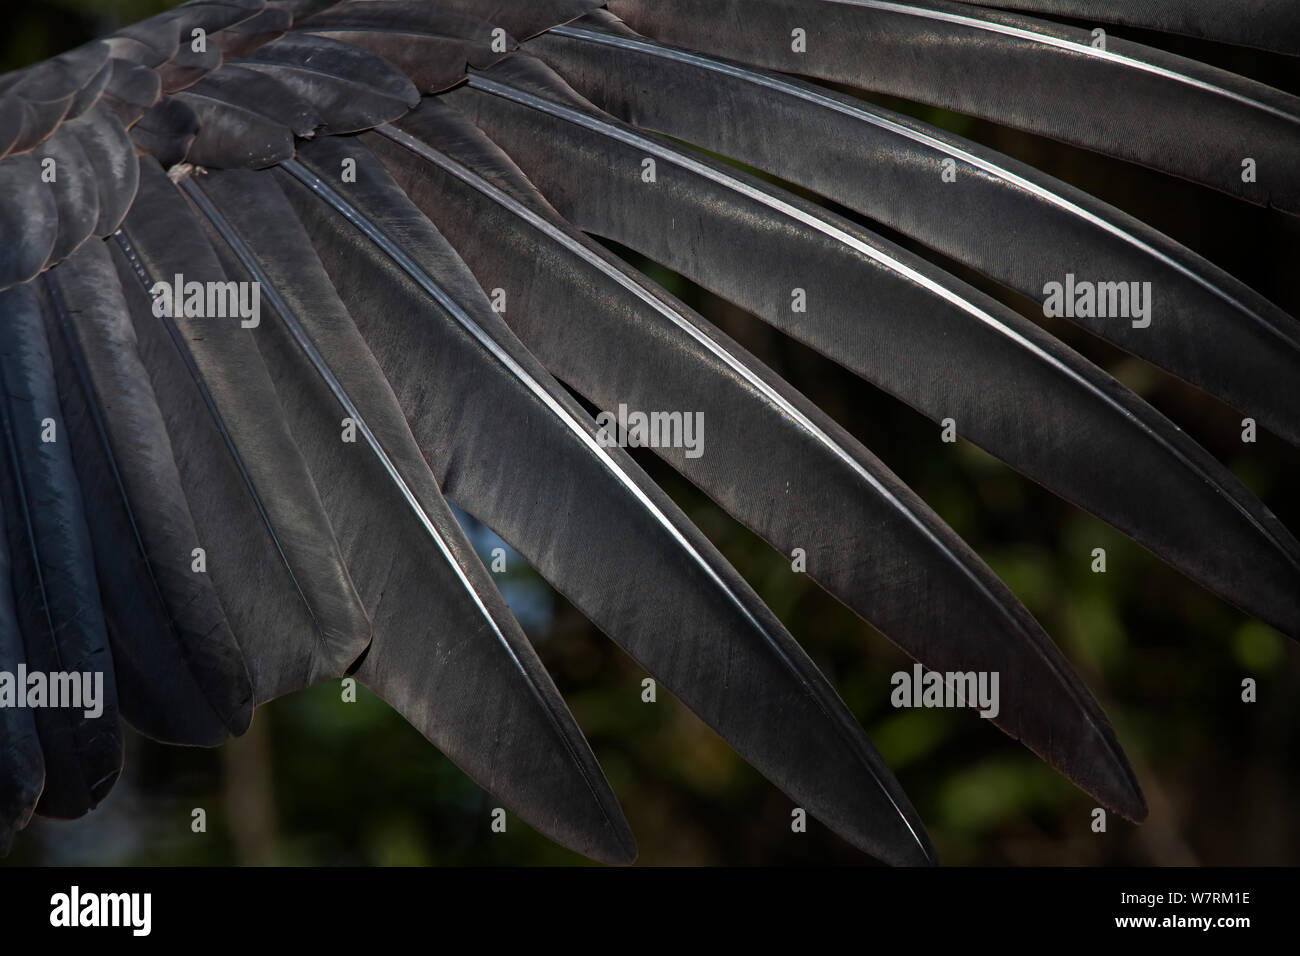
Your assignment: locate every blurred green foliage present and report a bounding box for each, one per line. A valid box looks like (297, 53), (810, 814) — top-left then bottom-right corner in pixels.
(3, 2), (1298, 867)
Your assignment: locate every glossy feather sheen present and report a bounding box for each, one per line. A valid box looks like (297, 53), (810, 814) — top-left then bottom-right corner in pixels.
(32, 126), (99, 267)
(235, 32), (419, 133)
(181, 65), (320, 138)
(605, 0), (1300, 212)
(187, 167), (635, 863)
(446, 57), (1300, 640)
(0, 0), (1294, 865)
(116, 159), (371, 701)
(371, 104), (1146, 819)
(175, 84), (296, 168)
(0, 154), (58, 290)
(63, 107), (140, 238)
(529, 18), (1300, 447)
(277, 136), (936, 865)
(0, 42), (109, 155)
(107, 232), (321, 708)
(42, 241), (253, 745)
(0, 281), (122, 819)
(296, 1), (512, 94)
(943, 0), (1300, 56)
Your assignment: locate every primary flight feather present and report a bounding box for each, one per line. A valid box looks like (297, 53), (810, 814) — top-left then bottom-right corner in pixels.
(0, 0), (1295, 864)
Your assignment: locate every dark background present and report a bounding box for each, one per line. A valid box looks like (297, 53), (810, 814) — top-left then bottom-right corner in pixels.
(3, 0), (1298, 866)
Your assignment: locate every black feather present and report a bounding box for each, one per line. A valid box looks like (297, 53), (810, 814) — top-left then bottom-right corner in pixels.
(0, 94), (22, 158)
(129, 97), (200, 169)
(530, 16), (1300, 447)
(32, 126), (99, 268)
(447, 55), (1300, 640)
(215, 7), (292, 58)
(944, 0), (1300, 55)
(114, 158), (371, 702)
(187, 166), (637, 863)
(424, 0), (605, 40)
(0, 527), (43, 852)
(371, 102), (1148, 819)
(277, 136), (937, 865)
(235, 32), (418, 133)
(0, 41), (109, 155)
(175, 81), (297, 168)
(98, 58), (162, 128)
(180, 65), (320, 137)
(0, 153), (58, 290)
(62, 106), (140, 237)
(606, 0), (1300, 212)
(0, 280), (122, 819)
(42, 241), (254, 746)
(296, 1), (511, 94)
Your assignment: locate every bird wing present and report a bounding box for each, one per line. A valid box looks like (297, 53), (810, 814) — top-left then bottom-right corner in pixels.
(0, 0), (1295, 863)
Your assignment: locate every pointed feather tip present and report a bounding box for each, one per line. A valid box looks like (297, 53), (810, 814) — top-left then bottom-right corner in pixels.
(830, 795), (939, 867)
(1034, 718), (1148, 824)
(585, 819), (639, 866)
(890, 829), (940, 868)
(90, 768), (122, 807)
(528, 785), (636, 865)
(551, 771), (638, 866)
(0, 779), (44, 855)
(1121, 793), (1150, 825)
(1079, 769), (1149, 826)
(1093, 761), (1149, 825)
